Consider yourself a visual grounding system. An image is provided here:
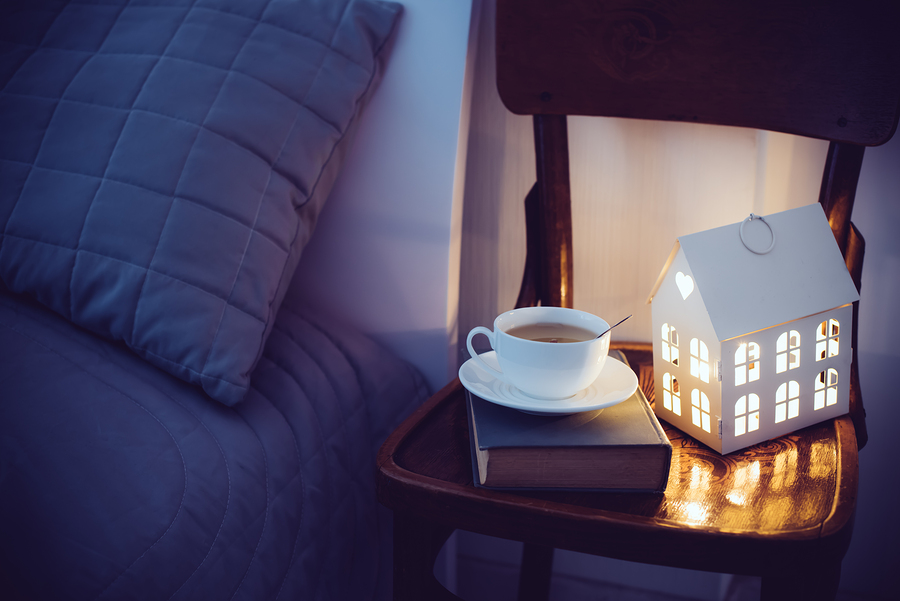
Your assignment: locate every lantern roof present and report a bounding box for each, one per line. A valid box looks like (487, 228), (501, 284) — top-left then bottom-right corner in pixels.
(648, 203), (860, 342)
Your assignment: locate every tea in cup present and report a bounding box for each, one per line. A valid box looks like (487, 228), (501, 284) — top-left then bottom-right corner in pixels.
(465, 306), (610, 399)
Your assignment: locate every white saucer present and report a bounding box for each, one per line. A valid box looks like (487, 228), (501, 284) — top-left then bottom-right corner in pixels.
(458, 352), (638, 415)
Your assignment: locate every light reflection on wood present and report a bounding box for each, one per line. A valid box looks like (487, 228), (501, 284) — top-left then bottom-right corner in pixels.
(641, 355), (837, 533)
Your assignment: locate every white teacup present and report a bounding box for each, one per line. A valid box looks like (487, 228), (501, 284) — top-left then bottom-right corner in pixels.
(466, 306), (611, 400)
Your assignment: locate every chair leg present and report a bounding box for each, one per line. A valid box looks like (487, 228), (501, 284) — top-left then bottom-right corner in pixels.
(517, 543), (554, 601)
(392, 513), (460, 601)
(760, 559), (841, 601)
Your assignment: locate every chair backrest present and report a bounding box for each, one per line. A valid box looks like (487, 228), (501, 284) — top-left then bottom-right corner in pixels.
(498, 0), (899, 305)
(497, 0), (899, 143)
(496, 0), (900, 448)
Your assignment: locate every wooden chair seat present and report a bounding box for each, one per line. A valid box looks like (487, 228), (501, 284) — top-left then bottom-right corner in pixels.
(377, 344), (858, 600)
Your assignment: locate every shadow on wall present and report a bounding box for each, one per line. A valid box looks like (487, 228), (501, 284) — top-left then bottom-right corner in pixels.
(839, 128), (900, 600)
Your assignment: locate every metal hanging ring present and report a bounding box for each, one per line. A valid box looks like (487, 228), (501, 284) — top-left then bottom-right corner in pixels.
(739, 213), (776, 255)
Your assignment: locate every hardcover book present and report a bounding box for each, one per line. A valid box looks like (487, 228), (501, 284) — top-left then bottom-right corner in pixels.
(466, 359), (672, 492)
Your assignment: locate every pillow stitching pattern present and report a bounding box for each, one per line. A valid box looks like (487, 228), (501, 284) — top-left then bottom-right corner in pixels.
(7, 8), (374, 76)
(1, 0), (394, 404)
(180, 9), (281, 384)
(0, 321), (191, 601)
(4, 0), (138, 319)
(241, 0), (393, 388)
(5, 49), (368, 115)
(184, 3), (373, 71)
(2, 235), (272, 325)
(279, 1), (396, 215)
(3, 3), (374, 260)
(0, 1), (116, 291)
(127, 0), (230, 365)
(201, 0), (352, 382)
(2, 155), (294, 252)
(66, 22), (153, 325)
(3, 96), (345, 227)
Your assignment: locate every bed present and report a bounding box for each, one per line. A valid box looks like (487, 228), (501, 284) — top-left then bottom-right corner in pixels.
(0, 1), (430, 599)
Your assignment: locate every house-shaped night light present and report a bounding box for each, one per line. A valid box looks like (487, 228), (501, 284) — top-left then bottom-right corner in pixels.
(647, 204), (859, 454)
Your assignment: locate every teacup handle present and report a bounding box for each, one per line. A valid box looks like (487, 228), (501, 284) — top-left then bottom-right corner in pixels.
(466, 326), (507, 383)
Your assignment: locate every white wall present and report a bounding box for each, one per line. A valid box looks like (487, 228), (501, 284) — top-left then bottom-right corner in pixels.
(294, 0), (477, 393)
(456, 0), (899, 599)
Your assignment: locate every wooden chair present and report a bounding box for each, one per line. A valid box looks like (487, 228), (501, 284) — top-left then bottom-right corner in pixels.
(495, 0), (899, 597)
(376, 3), (899, 601)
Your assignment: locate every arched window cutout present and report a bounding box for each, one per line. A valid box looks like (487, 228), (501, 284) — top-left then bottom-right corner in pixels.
(814, 368), (839, 410)
(775, 381), (800, 423)
(690, 338), (709, 383)
(735, 394), (760, 436)
(661, 323), (680, 366)
(776, 331), (800, 374)
(734, 342), (760, 386)
(816, 319), (840, 361)
(663, 373), (682, 416)
(691, 389), (711, 433)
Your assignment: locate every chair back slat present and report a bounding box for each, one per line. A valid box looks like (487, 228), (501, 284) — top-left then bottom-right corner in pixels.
(497, 0), (900, 145)
(818, 142), (866, 256)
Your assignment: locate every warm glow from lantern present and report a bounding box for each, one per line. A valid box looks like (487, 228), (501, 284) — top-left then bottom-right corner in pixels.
(675, 271), (694, 299)
(734, 342), (760, 387)
(690, 338), (709, 383)
(776, 330), (800, 373)
(691, 389), (711, 433)
(684, 502), (708, 523)
(734, 393), (759, 436)
(770, 448), (798, 490)
(809, 442), (834, 479)
(663, 373), (682, 416)
(661, 323), (679, 365)
(817, 319), (840, 360)
(649, 205), (856, 455)
(814, 368), (838, 410)
(727, 460), (761, 505)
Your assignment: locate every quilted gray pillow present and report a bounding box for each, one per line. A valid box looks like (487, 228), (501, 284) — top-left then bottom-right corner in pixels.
(0, 0), (401, 405)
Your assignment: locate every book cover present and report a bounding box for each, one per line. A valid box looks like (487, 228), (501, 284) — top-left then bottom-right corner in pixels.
(466, 354), (672, 491)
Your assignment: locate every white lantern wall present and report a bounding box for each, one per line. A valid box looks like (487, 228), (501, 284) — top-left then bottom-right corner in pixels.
(716, 304), (854, 454)
(648, 205), (859, 454)
(651, 247), (723, 452)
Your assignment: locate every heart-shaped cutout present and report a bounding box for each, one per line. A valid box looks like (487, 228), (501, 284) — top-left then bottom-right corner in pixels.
(675, 271), (694, 300)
